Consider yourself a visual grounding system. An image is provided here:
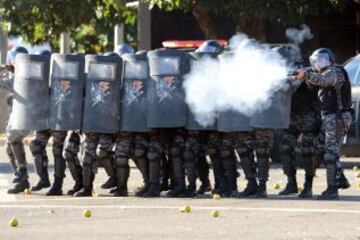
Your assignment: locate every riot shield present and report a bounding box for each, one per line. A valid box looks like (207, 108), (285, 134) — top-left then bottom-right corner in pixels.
(217, 110), (252, 132)
(147, 49), (189, 128)
(82, 55), (122, 133)
(186, 51), (217, 131)
(250, 84), (293, 129)
(49, 54), (85, 131)
(11, 54), (50, 130)
(120, 53), (150, 132)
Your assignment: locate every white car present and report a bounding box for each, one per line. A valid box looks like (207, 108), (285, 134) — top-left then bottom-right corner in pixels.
(343, 54), (360, 155)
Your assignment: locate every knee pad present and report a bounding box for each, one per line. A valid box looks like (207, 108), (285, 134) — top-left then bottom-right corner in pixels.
(236, 147), (248, 155)
(96, 147), (108, 158)
(256, 147), (269, 157)
(206, 147), (217, 156)
(183, 150), (194, 162)
(30, 140), (43, 155)
(147, 150), (160, 161)
(82, 154), (93, 167)
(133, 148), (145, 158)
(219, 148), (232, 158)
(279, 144), (291, 154)
(324, 152), (337, 164)
(7, 130), (26, 144)
(169, 147), (181, 157)
(115, 157), (129, 168)
(302, 146), (314, 156)
(52, 143), (63, 158)
(62, 150), (73, 161)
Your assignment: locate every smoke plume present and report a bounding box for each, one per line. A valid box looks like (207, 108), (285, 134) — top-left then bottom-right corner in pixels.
(184, 34), (288, 126)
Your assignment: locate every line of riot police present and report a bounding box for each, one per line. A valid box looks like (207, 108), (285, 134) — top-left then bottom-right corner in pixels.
(1, 41), (351, 199)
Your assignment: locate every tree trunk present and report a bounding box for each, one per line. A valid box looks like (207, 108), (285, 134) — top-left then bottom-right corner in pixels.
(190, 4), (219, 39)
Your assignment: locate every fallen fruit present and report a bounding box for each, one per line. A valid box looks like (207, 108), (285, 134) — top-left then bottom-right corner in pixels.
(352, 166), (359, 171)
(23, 188), (31, 195)
(274, 184), (281, 190)
(212, 194), (221, 200)
(9, 218), (18, 227)
(48, 209), (55, 214)
(180, 205), (191, 213)
(211, 210), (219, 218)
(83, 209), (92, 218)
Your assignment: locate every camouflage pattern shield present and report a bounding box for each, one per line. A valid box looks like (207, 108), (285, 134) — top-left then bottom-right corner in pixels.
(49, 54), (85, 131)
(11, 54), (50, 130)
(82, 55), (122, 133)
(120, 53), (150, 132)
(186, 52), (217, 131)
(250, 84), (293, 129)
(147, 49), (189, 128)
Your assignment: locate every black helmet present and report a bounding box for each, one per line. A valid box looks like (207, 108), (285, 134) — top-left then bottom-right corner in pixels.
(6, 46), (28, 65)
(136, 50), (147, 55)
(195, 40), (223, 54)
(309, 48), (334, 71)
(115, 43), (134, 56)
(103, 51), (119, 57)
(37, 49), (52, 57)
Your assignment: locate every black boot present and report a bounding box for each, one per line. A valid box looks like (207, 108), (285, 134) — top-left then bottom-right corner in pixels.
(166, 151), (186, 198)
(46, 177), (63, 196)
(67, 180), (83, 195)
(337, 171), (351, 190)
(8, 167), (30, 194)
(67, 166), (83, 195)
(66, 157), (84, 195)
(197, 178), (211, 195)
(299, 175), (313, 199)
(317, 186), (339, 200)
(114, 165), (129, 197)
(256, 180), (267, 198)
(74, 186), (93, 197)
(196, 152), (211, 194)
(143, 158), (160, 198)
(31, 176), (51, 191)
(101, 176), (117, 189)
(238, 178), (258, 197)
(278, 176), (298, 195)
(184, 182), (198, 198)
(318, 158), (339, 200)
(12, 172), (21, 184)
(74, 169), (94, 197)
(222, 155), (238, 198)
(134, 157), (150, 197)
(31, 165), (51, 191)
(135, 183), (150, 197)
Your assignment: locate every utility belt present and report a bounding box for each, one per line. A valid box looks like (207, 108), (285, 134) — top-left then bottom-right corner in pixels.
(323, 108), (353, 117)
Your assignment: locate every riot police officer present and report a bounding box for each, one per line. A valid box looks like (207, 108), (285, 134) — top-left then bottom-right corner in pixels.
(293, 48), (352, 200)
(1, 46), (30, 193)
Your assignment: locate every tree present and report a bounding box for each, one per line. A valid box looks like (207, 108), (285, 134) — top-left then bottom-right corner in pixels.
(143, 0), (345, 39)
(0, 0), (136, 52)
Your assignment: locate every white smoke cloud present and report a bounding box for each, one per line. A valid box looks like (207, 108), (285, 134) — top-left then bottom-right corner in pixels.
(184, 33), (288, 126)
(285, 24), (314, 64)
(285, 24), (313, 45)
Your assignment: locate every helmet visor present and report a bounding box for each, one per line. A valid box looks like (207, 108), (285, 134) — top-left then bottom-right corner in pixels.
(309, 53), (331, 70)
(195, 44), (220, 53)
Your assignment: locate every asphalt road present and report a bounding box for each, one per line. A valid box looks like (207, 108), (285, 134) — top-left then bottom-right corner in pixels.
(0, 147), (359, 240)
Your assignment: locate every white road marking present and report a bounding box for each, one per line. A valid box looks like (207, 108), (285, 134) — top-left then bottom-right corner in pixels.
(0, 204), (359, 214)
